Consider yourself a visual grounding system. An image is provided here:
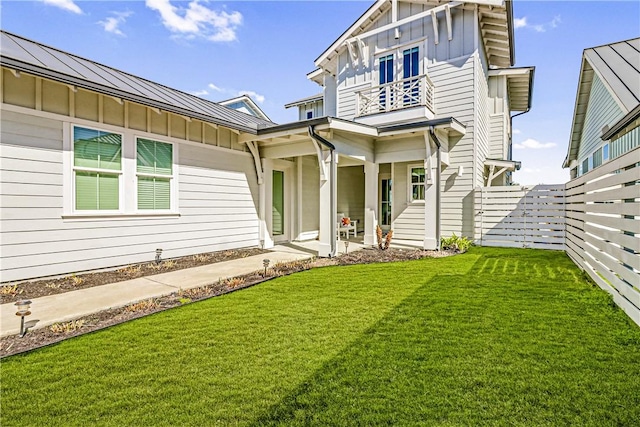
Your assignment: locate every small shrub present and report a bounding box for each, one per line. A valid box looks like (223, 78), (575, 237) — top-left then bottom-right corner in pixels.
(163, 260), (177, 269)
(126, 299), (159, 312)
(1, 284), (22, 296)
(70, 275), (84, 286)
(376, 225), (393, 250)
(50, 319), (86, 334)
(118, 265), (142, 275)
(191, 254), (209, 263)
(440, 233), (472, 253)
(179, 298), (192, 305)
(45, 283), (62, 290)
(224, 277), (245, 289)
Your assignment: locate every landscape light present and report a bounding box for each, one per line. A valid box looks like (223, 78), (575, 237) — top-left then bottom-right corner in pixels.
(344, 240), (350, 254)
(14, 300), (32, 338)
(263, 259), (270, 277)
(155, 248), (163, 265)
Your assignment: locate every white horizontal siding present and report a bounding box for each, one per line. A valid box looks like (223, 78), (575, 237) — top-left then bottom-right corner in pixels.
(1, 110), (260, 282)
(429, 55), (476, 237)
(488, 114), (505, 160)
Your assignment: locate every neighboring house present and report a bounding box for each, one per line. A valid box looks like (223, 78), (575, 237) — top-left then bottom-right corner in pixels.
(564, 38), (640, 178)
(220, 95), (271, 121)
(285, 94), (324, 120)
(1, 0), (533, 282)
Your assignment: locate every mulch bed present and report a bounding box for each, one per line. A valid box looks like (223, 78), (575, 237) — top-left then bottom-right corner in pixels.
(0, 247), (456, 358)
(0, 248), (269, 304)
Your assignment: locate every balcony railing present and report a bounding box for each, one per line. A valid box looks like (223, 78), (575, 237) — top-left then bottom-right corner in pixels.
(355, 74), (434, 117)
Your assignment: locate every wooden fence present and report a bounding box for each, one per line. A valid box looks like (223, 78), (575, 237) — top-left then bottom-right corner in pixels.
(565, 147), (639, 326)
(474, 184), (566, 250)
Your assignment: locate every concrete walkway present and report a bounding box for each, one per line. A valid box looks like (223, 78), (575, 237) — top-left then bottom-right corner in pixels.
(0, 249), (312, 338)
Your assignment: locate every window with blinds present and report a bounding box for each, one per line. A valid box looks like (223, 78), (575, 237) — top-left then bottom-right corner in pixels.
(73, 127), (122, 210)
(136, 138), (173, 210)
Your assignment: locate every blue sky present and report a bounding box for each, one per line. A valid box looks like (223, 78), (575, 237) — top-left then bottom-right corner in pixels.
(1, 0), (639, 185)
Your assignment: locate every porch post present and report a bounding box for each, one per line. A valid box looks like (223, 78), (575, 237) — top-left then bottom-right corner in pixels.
(364, 161), (379, 246)
(424, 137), (438, 250)
(318, 151), (337, 257)
(260, 158), (275, 249)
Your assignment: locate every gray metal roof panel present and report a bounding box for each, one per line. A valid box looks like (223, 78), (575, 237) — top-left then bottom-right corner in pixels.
(0, 30), (275, 132)
(585, 38), (640, 113)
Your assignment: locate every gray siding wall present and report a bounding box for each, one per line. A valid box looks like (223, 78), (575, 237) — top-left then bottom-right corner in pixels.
(577, 73), (623, 163)
(488, 75), (509, 162)
(337, 166), (365, 230)
(432, 55), (476, 238)
(300, 156), (319, 234)
(297, 100), (324, 120)
(1, 109), (260, 282)
(475, 41), (490, 189)
(392, 162), (425, 241)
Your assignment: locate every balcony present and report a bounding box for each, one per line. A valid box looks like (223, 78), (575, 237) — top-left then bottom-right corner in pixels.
(355, 74), (435, 119)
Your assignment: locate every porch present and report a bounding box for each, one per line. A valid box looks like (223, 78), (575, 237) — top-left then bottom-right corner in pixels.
(241, 116), (465, 257)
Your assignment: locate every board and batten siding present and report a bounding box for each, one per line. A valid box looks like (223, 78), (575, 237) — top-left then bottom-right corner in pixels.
(474, 45), (490, 188)
(577, 73), (623, 163)
(0, 109), (260, 283)
(335, 4), (476, 122)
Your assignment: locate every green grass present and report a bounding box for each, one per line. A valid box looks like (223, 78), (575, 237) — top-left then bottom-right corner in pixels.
(2, 247), (639, 426)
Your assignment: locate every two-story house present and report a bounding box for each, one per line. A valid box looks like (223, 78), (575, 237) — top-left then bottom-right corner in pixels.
(0, 0), (533, 282)
(243, 0), (533, 256)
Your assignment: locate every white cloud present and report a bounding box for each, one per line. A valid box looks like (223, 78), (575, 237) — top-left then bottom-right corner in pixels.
(512, 128), (522, 135)
(41, 0), (82, 14)
(238, 90), (265, 104)
(191, 89), (209, 97)
(514, 138), (557, 150)
(514, 15), (561, 33)
(145, 0), (242, 42)
(98, 11), (133, 36)
(514, 17), (527, 29)
(192, 83), (266, 104)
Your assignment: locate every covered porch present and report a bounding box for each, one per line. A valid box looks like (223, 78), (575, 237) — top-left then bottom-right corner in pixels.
(241, 116), (465, 257)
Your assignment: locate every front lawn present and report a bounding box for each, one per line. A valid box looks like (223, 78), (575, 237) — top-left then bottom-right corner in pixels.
(2, 247), (639, 426)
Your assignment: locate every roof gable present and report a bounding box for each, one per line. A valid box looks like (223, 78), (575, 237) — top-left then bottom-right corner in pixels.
(564, 38), (640, 167)
(314, 0), (514, 71)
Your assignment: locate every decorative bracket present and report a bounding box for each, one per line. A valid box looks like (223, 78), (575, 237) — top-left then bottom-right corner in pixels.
(246, 141), (264, 185)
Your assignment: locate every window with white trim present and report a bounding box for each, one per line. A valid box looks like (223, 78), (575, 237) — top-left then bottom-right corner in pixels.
(73, 127), (122, 211)
(409, 165), (426, 201)
(68, 125), (176, 216)
(136, 138), (173, 210)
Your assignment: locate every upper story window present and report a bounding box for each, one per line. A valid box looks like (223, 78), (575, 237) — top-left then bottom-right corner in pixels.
(403, 47), (420, 105)
(73, 127), (122, 211)
(379, 54), (394, 85)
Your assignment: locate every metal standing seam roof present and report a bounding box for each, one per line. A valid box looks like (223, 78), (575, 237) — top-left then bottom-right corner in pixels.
(564, 37), (640, 167)
(0, 30), (276, 133)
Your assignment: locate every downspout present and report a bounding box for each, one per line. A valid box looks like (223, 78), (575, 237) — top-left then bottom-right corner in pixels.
(428, 126), (442, 251)
(308, 125), (337, 258)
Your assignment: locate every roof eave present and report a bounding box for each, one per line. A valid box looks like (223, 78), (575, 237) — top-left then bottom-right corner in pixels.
(1, 57), (262, 135)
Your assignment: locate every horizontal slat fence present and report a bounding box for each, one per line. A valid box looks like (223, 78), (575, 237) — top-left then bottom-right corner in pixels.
(474, 184), (566, 250)
(565, 147), (640, 326)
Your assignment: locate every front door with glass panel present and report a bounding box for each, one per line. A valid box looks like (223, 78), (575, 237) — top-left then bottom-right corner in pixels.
(272, 170), (286, 241)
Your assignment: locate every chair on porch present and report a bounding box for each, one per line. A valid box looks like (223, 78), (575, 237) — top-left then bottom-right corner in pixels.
(337, 213), (357, 239)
